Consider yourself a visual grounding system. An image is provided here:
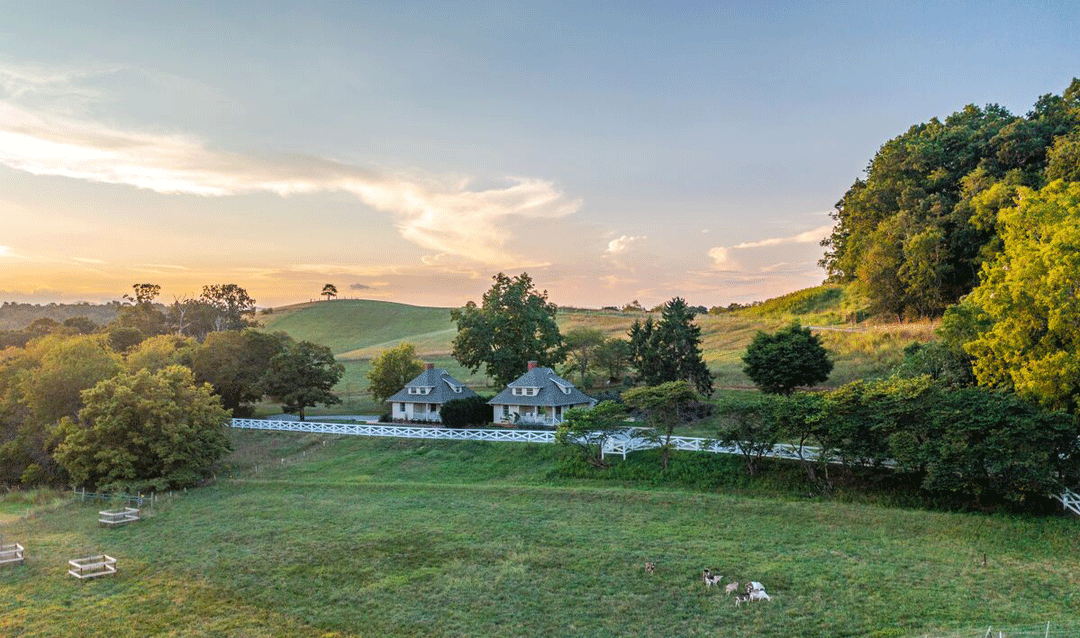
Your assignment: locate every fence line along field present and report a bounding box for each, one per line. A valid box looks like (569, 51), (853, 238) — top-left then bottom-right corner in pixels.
(3, 430), (1079, 638)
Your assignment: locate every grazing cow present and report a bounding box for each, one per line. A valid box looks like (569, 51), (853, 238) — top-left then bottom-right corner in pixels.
(644, 561), (656, 574)
(725, 581), (740, 595)
(702, 568), (723, 588)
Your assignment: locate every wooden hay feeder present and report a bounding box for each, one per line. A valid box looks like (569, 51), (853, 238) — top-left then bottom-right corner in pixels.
(68, 555), (117, 580)
(0, 542), (24, 567)
(98, 507), (140, 527)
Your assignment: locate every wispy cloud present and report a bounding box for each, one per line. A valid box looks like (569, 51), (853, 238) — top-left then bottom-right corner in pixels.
(730, 225), (833, 250)
(0, 60), (582, 268)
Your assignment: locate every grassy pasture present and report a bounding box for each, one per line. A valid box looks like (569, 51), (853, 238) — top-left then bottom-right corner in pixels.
(3, 431), (1079, 637)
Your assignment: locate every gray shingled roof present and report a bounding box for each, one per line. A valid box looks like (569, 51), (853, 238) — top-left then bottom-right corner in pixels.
(386, 367), (478, 404)
(488, 366), (596, 407)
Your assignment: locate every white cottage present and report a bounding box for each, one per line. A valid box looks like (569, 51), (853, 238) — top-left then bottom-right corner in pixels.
(386, 364), (478, 423)
(488, 361), (596, 427)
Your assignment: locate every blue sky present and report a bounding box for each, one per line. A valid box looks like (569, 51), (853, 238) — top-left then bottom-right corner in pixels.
(0, 1), (1077, 308)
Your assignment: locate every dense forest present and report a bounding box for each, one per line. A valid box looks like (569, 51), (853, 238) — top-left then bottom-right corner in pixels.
(820, 78), (1080, 320)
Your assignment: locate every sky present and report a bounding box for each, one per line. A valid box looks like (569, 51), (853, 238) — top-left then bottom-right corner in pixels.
(0, 1), (1077, 310)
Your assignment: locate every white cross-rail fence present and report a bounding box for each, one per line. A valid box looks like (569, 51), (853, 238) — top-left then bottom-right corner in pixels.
(229, 418), (1080, 515)
(229, 419), (825, 464)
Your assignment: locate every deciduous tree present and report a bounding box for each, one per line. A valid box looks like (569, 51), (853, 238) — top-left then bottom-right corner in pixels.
(200, 284), (258, 332)
(261, 340), (344, 420)
(451, 272), (564, 387)
(742, 323), (833, 395)
(554, 400), (628, 469)
(53, 365), (230, 491)
(964, 179), (1080, 412)
(321, 283), (338, 301)
(367, 342), (424, 402)
(623, 381), (698, 470)
(563, 327), (606, 384)
(191, 330), (289, 417)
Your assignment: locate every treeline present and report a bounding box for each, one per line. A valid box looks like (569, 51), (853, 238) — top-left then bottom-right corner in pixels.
(821, 78), (1080, 320)
(0, 283), (343, 492)
(0, 301), (121, 332)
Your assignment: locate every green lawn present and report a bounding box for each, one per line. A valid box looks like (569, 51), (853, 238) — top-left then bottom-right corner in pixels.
(3, 431), (1079, 637)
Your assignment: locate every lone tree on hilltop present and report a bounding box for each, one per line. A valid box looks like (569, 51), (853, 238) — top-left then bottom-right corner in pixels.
(451, 272), (564, 387)
(742, 323), (833, 395)
(322, 283), (338, 301)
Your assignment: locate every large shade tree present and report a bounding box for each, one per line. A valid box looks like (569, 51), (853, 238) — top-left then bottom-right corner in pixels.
(261, 340), (344, 420)
(451, 272), (564, 387)
(53, 365), (230, 491)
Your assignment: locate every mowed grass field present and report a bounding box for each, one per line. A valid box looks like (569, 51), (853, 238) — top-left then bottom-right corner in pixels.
(256, 286), (937, 414)
(3, 431), (1079, 638)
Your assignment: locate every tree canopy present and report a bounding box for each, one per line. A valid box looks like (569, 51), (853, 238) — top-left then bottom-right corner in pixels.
(262, 340), (344, 420)
(742, 323), (833, 395)
(820, 79), (1080, 319)
(963, 179), (1080, 412)
(623, 380), (699, 470)
(451, 272), (564, 387)
(367, 342), (424, 402)
(628, 298), (713, 395)
(53, 365), (230, 491)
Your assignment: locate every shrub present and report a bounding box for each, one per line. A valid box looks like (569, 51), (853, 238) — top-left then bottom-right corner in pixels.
(440, 396), (493, 428)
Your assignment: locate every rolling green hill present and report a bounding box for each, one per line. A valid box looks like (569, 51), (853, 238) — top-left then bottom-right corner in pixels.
(256, 286), (935, 412)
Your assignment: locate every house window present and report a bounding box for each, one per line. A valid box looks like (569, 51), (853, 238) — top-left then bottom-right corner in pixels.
(502, 405), (509, 416)
(399, 403), (405, 411)
(513, 387), (521, 395)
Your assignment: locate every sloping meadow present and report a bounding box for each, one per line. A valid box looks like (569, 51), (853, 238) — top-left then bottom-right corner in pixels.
(3, 431), (1079, 637)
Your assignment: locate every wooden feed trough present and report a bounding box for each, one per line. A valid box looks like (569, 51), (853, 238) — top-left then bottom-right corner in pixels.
(98, 507), (140, 527)
(68, 555), (117, 579)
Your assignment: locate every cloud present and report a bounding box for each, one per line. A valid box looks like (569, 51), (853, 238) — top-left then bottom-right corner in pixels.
(350, 282), (371, 290)
(730, 224), (833, 250)
(606, 234), (646, 255)
(0, 60), (582, 268)
(707, 246), (741, 271)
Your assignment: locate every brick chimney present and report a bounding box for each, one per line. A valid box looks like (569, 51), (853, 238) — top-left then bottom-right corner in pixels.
(527, 361), (537, 371)
(425, 363), (434, 370)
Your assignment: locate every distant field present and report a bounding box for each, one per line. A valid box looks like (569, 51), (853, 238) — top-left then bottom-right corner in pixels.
(257, 288), (936, 415)
(2, 431), (1078, 638)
